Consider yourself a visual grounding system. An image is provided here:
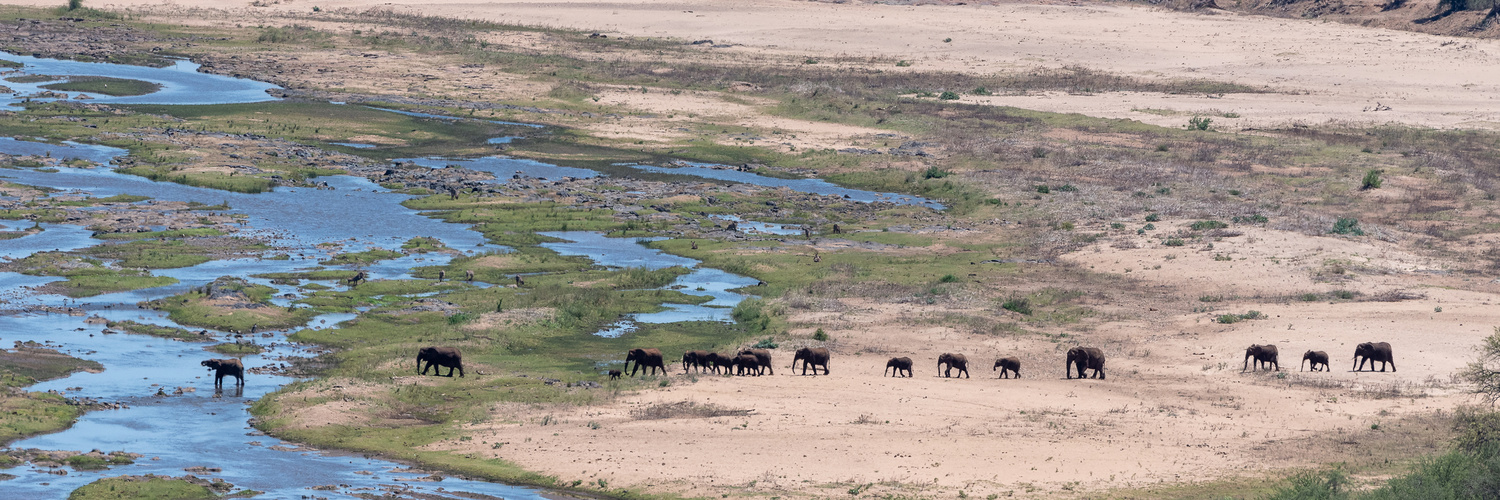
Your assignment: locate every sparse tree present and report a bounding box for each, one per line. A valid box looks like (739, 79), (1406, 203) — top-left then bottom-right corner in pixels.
(1461, 327), (1500, 406)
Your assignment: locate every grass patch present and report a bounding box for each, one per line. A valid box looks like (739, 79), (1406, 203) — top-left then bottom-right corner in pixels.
(41, 76), (161, 97)
(68, 475), (221, 500)
(209, 342), (266, 355)
(105, 320), (207, 342)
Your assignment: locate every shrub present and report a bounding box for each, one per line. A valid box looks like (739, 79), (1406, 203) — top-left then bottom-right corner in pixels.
(1190, 220), (1228, 231)
(1053, 184), (1078, 192)
(938, 274), (958, 283)
(1143, 223), (1156, 231)
(972, 87), (991, 95)
(1145, 213), (1160, 222)
(923, 166), (951, 179)
(1035, 185), (1050, 194)
(896, 60), (912, 67)
(446, 312), (474, 325)
(1216, 314), (1241, 324)
(1232, 214), (1269, 224)
(1001, 297), (1032, 315)
(1110, 223), (1125, 230)
(938, 91), (960, 100)
(1162, 238), (1185, 247)
(1031, 147), (1049, 158)
(1187, 116), (1212, 131)
(1330, 218), (1365, 236)
(68, 0), (82, 10)
(1199, 295), (1222, 302)
(752, 337), (779, 349)
(812, 328), (829, 341)
(1332, 290), (1355, 300)
(1362, 169), (1383, 190)
(1300, 293), (1320, 302)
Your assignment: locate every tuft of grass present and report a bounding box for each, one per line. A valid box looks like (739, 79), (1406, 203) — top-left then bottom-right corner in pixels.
(1330, 218), (1365, 236)
(1362, 169), (1383, 190)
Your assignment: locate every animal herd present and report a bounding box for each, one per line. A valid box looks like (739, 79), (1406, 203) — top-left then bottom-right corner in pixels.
(399, 341), (1396, 383)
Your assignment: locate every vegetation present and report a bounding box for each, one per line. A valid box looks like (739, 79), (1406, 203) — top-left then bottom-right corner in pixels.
(68, 476), (222, 500)
(5, 252), (177, 297)
(0, 346), (99, 445)
(41, 76), (161, 97)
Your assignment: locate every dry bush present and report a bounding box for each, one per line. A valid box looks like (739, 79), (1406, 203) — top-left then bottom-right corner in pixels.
(630, 401), (752, 420)
(1370, 289), (1427, 302)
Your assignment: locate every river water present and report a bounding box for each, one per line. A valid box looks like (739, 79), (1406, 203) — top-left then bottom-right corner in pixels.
(0, 54), (937, 498)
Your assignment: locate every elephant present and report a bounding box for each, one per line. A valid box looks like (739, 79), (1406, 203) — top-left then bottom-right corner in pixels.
(885, 357), (913, 377)
(1243, 344), (1280, 372)
(608, 370), (622, 380)
(738, 348), (773, 375)
(201, 358), (244, 388)
(702, 352), (730, 374)
(464, 269), (475, 281)
(626, 348), (665, 377)
(1066, 347), (1106, 380)
(438, 269), (446, 281)
(417, 346), (464, 377)
(682, 350), (711, 374)
(937, 353), (969, 378)
(1302, 351), (1329, 372)
(734, 354), (763, 376)
(993, 357), (1021, 379)
(1353, 342), (1396, 372)
(792, 347), (830, 375)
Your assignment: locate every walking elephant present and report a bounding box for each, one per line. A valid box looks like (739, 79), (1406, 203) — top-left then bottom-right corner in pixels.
(201, 358), (244, 388)
(792, 347), (830, 375)
(1243, 344), (1280, 372)
(993, 357), (1021, 379)
(626, 348), (665, 376)
(1353, 342), (1395, 372)
(682, 350), (710, 374)
(705, 352), (733, 375)
(1066, 347), (1106, 380)
(734, 354), (763, 376)
(417, 346), (464, 377)
(937, 353), (969, 378)
(885, 357), (913, 377)
(738, 348), (773, 375)
(1302, 350), (1329, 372)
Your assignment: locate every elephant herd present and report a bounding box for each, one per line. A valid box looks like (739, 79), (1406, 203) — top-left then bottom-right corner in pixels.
(404, 341), (1398, 383)
(1243, 341), (1396, 373)
(612, 345), (1109, 380)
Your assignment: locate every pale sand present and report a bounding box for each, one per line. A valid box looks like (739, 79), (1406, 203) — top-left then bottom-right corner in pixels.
(52, 0), (1500, 129)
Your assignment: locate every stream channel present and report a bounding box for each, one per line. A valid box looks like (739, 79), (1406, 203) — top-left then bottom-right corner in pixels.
(0, 55), (936, 498)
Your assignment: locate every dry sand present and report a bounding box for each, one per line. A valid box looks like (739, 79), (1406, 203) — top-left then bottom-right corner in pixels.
(57, 0), (1500, 130)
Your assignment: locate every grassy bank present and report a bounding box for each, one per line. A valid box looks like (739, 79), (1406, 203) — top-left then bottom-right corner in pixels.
(0, 345), (102, 445)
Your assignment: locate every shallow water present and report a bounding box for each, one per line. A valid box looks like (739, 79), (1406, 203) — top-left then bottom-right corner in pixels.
(540, 231), (758, 336)
(0, 54), (279, 106)
(627, 163), (945, 209)
(398, 155), (598, 181)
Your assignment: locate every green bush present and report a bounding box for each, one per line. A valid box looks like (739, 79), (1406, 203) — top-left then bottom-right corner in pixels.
(938, 91), (960, 100)
(1035, 185), (1050, 194)
(68, 0), (82, 10)
(1300, 293), (1320, 302)
(923, 166), (951, 179)
(1190, 220), (1228, 231)
(1163, 238), (1185, 247)
(971, 87), (991, 95)
(1145, 213), (1160, 222)
(812, 328), (829, 341)
(1362, 169), (1383, 190)
(1233, 214), (1270, 224)
(1187, 116), (1212, 131)
(1001, 297), (1032, 315)
(1216, 314), (1241, 324)
(1330, 218), (1365, 236)
(938, 274), (958, 283)
(752, 337), (779, 349)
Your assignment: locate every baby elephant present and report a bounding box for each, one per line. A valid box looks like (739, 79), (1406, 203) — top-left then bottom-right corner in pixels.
(885, 357), (913, 378)
(608, 370), (622, 380)
(993, 357), (1021, 379)
(201, 358), (245, 388)
(1302, 351), (1329, 372)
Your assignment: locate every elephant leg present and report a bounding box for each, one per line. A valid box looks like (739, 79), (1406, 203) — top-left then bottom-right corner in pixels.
(1389, 359), (1396, 372)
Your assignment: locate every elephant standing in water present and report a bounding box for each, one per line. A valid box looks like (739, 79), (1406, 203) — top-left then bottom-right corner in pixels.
(885, 357), (913, 377)
(738, 348), (773, 375)
(417, 346), (464, 377)
(626, 348), (666, 376)
(201, 358), (244, 388)
(993, 357), (1021, 379)
(791, 347), (830, 375)
(1302, 350), (1329, 372)
(1353, 342), (1396, 372)
(682, 350), (710, 374)
(1066, 347), (1106, 379)
(1243, 344), (1280, 372)
(937, 353), (969, 378)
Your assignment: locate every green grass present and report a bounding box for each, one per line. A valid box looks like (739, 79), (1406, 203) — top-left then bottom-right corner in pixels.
(0, 345), (103, 389)
(68, 476), (219, 500)
(320, 248), (404, 265)
(82, 237), (267, 269)
(148, 281), (320, 332)
(41, 76), (161, 97)
(7, 252), (178, 297)
(105, 320), (207, 342)
(0, 346), (99, 445)
(92, 228), (224, 240)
